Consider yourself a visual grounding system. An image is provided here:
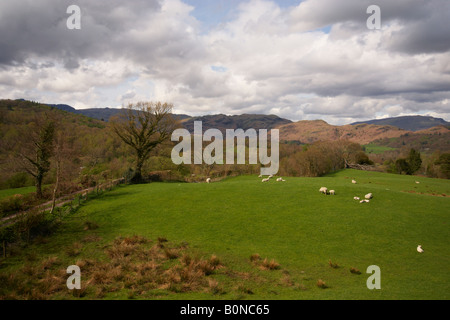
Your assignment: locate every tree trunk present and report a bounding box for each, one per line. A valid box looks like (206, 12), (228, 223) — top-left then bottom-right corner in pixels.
(36, 174), (43, 199)
(132, 157), (144, 183)
(50, 160), (60, 215)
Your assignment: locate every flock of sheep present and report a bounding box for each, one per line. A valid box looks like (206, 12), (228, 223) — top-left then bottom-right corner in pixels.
(205, 175), (424, 254)
(319, 179), (374, 203)
(258, 174), (286, 182)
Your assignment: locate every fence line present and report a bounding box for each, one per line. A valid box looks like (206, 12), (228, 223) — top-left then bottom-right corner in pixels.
(0, 177), (126, 228)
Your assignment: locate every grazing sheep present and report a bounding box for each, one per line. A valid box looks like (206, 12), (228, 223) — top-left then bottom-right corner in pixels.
(415, 181), (420, 184)
(360, 199), (370, 203)
(206, 178), (211, 183)
(329, 190), (335, 195)
(276, 177), (286, 182)
(262, 178), (270, 182)
(353, 196), (360, 200)
(319, 187), (328, 194)
(417, 245), (424, 253)
(365, 193), (373, 199)
(352, 180), (357, 184)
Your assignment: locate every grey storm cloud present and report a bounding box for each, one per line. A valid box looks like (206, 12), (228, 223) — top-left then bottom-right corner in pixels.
(0, 0), (449, 124)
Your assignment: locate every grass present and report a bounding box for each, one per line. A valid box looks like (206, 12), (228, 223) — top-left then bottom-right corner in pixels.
(0, 169), (449, 300)
(363, 143), (397, 154)
(0, 186), (35, 201)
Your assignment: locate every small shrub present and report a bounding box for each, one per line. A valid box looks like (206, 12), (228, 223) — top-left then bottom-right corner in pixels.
(66, 242), (83, 257)
(163, 248), (179, 260)
(41, 256), (60, 270)
(316, 279), (328, 289)
(259, 258), (280, 271)
(83, 221), (99, 231)
(328, 259), (339, 269)
(350, 267), (361, 275)
(250, 253), (261, 262)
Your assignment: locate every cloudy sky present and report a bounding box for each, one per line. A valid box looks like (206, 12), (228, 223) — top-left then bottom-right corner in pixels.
(0, 0), (449, 125)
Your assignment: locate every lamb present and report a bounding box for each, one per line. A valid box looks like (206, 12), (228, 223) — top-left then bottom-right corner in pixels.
(262, 178), (270, 182)
(206, 178), (211, 183)
(353, 196), (360, 200)
(276, 177), (286, 182)
(417, 245), (424, 253)
(329, 190), (335, 195)
(365, 193), (373, 199)
(360, 199), (370, 203)
(352, 180), (357, 184)
(319, 187), (328, 194)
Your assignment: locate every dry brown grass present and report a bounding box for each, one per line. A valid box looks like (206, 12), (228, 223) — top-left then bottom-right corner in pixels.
(0, 235), (293, 300)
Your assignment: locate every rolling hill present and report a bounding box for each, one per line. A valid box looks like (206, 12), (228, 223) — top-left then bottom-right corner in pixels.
(277, 120), (409, 145)
(351, 115), (450, 131)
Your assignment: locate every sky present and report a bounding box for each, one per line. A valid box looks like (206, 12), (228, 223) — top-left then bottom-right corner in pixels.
(0, 0), (449, 125)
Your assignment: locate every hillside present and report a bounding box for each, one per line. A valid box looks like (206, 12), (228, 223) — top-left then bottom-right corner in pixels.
(277, 120), (409, 145)
(1, 170), (449, 300)
(181, 113), (291, 133)
(351, 115), (450, 131)
(371, 125), (450, 153)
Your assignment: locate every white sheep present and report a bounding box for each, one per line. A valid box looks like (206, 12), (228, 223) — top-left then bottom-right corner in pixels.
(352, 179), (357, 184)
(329, 190), (335, 195)
(365, 193), (373, 199)
(276, 177), (286, 182)
(353, 196), (360, 200)
(417, 245), (424, 253)
(206, 178), (211, 183)
(262, 178), (270, 182)
(268, 174), (273, 178)
(359, 199), (370, 203)
(319, 187), (328, 194)
(258, 174), (262, 178)
(415, 181), (420, 184)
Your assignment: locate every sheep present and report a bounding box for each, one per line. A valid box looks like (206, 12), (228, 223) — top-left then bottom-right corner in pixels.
(365, 193), (373, 199)
(352, 179), (357, 184)
(353, 196), (360, 200)
(268, 174), (273, 178)
(319, 187), (328, 194)
(276, 177), (286, 182)
(415, 181), (420, 184)
(258, 174), (262, 178)
(359, 199), (370, 203)
(262, 178), (270, 182)
(417, 245), (424, 253)
(329, 190), (335, 195)
(206, 178), (211, 183)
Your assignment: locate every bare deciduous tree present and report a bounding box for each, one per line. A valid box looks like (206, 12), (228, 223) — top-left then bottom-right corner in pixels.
(110, 102), (178, 183)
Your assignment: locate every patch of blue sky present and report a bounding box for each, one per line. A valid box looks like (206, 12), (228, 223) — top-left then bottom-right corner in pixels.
(211, 65), (228, 73)
(183, 0), (304, 30)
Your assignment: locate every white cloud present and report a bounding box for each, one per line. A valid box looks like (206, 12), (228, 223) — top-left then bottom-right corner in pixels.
(0, 0), (449, 125)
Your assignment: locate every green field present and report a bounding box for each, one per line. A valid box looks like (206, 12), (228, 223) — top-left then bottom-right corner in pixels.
(1, 169), (449, 300)
(0, 186), (35, 201)
(364, 143), (397, 154)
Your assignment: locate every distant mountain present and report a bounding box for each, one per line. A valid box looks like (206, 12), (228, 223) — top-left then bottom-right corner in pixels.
(278, 120), (408, 145)
(45, 104), (190, 122)
(351, 115), (450, 131)
(46, 104), (76, 113)
(181, 114), (292, 133)
(45, 102), (291, 131)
